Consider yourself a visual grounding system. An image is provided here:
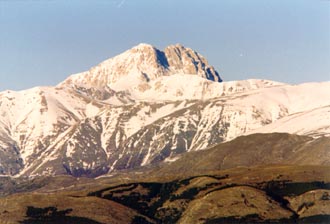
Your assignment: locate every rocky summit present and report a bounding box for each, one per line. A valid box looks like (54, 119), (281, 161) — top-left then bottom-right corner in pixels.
(60, 43), (222, 94)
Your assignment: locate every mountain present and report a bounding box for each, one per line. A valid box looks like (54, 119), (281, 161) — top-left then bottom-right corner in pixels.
(60, 43), (221, 93)
(0, 43), (329, 178)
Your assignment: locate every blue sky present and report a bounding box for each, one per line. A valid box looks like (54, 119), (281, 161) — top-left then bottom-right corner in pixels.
(0, 0), (329, 90)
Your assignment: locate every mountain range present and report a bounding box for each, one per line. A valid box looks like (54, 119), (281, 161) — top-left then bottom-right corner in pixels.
(0, 43), (329, 178)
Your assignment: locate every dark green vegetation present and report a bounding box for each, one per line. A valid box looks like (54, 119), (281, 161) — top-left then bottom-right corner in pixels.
(0, 133), (329, 223)
(19, 206), (102, 224)
(86, 170), (330, 223)
(204, 214), (330, 224)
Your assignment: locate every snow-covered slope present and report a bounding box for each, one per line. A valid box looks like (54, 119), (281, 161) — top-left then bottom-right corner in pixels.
(249, 105), (330, 137)
(0, 86), (103, 175)
(129, 75), (282, 101)
(0, 43), (329, 177)
(13, 80), (330, 177)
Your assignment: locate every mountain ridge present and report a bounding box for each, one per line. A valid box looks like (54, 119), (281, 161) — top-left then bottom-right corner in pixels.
(0, 43), (329, 177)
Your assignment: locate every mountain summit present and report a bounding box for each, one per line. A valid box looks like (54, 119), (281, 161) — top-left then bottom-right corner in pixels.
(60, 43), (222, 92)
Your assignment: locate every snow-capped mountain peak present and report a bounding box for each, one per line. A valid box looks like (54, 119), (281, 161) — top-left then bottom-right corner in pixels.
(59, 43), (222, 93)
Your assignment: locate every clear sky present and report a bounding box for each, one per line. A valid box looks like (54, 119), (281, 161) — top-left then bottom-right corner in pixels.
(0, 0), (329, 91)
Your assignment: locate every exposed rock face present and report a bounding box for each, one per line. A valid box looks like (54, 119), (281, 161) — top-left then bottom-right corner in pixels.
(164, 44), (222, 82)
(60, 43), (222, 93)
(0, 140), (23, 175)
